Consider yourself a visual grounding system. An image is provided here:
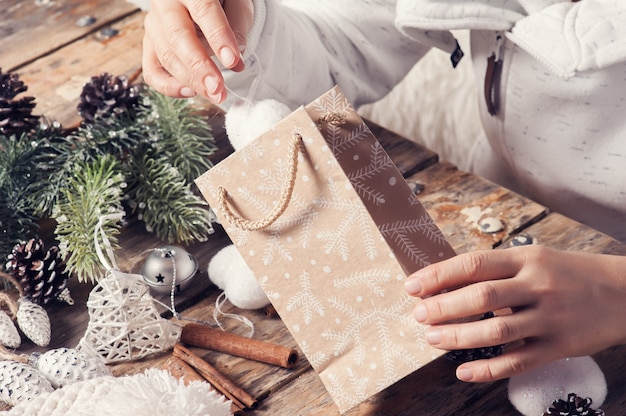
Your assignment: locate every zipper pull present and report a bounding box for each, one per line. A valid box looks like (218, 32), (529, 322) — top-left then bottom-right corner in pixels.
(484, 33), (504, 116)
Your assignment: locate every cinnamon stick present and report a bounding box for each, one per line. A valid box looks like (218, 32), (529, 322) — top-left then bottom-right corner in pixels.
(181, 322), (298, 369)
(173, 343), (257, 410)
(161, 356), (246, 415)
(161, 355), (207, 384)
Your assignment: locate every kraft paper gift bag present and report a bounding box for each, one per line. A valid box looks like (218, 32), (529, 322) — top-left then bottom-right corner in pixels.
(195, 86), (456, 413)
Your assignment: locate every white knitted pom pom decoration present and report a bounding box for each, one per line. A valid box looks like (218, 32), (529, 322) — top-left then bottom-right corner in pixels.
(208, 245), (269, 310)
(508, 356), (607, 416)
(3, 368), (232, 416)
(224, 98), (292, 151)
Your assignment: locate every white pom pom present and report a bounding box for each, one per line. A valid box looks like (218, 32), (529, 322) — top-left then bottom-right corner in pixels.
(224, 99), (292, 150)
(508, 356), (607, 416)
(207, 245), (269, 310)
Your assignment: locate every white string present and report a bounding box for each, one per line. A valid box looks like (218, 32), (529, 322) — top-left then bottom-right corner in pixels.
(94, 215), (254, 335)
(94, 212), (124, 272)
(213, 291), (255, 338)
(224, 49), (263, 105)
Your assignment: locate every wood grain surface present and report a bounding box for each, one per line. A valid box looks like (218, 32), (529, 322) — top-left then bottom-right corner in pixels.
(4, 1), (626, 414)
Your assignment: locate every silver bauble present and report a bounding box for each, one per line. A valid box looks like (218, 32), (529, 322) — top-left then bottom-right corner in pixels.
(141, 246), (198, 294)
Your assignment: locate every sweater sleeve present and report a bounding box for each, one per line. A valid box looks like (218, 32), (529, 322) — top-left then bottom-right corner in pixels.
(507, 0), (626, 78)
(222, 0), (431, 109)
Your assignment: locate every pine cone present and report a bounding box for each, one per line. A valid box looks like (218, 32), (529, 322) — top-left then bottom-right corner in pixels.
(0, 310), (20, 349)
(446, 311), (505, 363)
(29, 347), (110, 388)
(0, 360), (54, 407)
(77, 72), (141, 123)
(544, 393), (605, 416)
(5, 238), (71, 306)
(16, 298), (51, 347)
(0, 68), (39, 137)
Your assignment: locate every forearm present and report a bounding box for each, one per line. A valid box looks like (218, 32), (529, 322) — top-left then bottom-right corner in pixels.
(223, 0), (431, 109)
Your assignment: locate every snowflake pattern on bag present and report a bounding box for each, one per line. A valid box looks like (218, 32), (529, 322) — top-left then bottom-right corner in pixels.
(196, 87), (455, 413)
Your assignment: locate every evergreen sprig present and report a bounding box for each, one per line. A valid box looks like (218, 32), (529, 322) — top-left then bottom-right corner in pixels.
(0, 133), (40, 256)
(1, 70), (220, 282)
(127, 149), (214, 244)
(141, 89), (216, 183)
(52, 155), (125, 283)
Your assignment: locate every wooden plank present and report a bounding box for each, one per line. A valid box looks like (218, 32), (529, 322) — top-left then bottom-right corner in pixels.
(109, 291), (310, 404)
(2, 0), (139, 71)
(255, 352), (512, 415)
(366, 120), (439, 177)
(409, 161), (548, 254)
(16, 11), (146, 128)
(502, 211), (626, 256)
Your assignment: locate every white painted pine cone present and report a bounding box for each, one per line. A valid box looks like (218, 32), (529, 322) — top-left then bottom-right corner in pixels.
(0, 310), (21, 349)
(16, 299), (51, 347)
(30, 347), (111, 388)
(0, 360), (54, 407)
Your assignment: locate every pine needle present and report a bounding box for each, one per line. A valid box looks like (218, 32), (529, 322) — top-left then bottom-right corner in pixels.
(52, 155), (125, 283)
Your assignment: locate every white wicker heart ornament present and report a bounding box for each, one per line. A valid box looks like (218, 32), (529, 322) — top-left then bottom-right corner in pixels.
(73, 214), (182, 363)
(76, 269), (182, 364)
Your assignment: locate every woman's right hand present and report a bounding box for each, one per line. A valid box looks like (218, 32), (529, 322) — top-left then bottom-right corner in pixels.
(142, 0), (254, 103)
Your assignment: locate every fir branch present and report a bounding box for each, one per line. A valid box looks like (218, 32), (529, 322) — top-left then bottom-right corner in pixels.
(0, 133), (40, 258)
(0, 188), (36, 261)
(141, 89), (216, 183)
(25, 122), (77, 215)
(70, 109), (146, 162)
(52, 155), (125, 283)
(126, 149), (214, 244)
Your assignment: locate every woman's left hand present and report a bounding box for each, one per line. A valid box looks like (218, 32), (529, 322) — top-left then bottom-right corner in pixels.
(405, 245), (626, 382)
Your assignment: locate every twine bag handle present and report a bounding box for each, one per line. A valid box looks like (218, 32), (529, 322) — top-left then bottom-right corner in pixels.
(217, 133), (303, 231)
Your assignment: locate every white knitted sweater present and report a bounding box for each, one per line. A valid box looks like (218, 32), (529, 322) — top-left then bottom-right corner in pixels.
(225, 0), (626, 242)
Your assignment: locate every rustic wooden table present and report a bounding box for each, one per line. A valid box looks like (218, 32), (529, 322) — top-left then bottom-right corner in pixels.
(3, 0), (626, 415)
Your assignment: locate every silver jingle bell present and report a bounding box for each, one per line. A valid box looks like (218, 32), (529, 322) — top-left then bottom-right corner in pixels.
(141, 246), (198, 294)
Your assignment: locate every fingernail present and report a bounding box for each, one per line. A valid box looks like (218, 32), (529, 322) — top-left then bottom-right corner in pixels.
(219, 47), (237, 67)
(404, 277), (422, 294)
(180, 87), (195, 97)
(426, 328), (441, 345)
(209, 91), (224, 104)
(457, 367), (473, 381)
(204, 76), (219, 95)
(414, 304), (427, 322)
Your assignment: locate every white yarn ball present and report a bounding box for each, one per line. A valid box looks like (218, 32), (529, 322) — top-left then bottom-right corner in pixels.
(207, 245), (270, 310)
(224, 99), (292, 151)
(508, 356), (607, 416)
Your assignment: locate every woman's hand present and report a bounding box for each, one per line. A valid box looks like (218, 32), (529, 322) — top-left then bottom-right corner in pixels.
(142, 0), (254, 103)
(405, 245), (626, 382)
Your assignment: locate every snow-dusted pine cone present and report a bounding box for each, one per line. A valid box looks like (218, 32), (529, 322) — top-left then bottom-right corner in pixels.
(29, 347), (110, 388)
(77, 72), (141, 123)
(0, 68), (39, 137)
(16, 298), (50, 347)
(0, 310), (20, 349)
(5, 238), (71, 306)
(0, 360), (53, 407)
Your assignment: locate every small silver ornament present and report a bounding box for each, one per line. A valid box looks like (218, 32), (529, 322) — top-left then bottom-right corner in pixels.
(141, 246), (198, 294)
(29, 347), (111, 388)
(16, 298), (51, 347)
(0, 310), (20, 349)
(0, 360), (54, 406)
